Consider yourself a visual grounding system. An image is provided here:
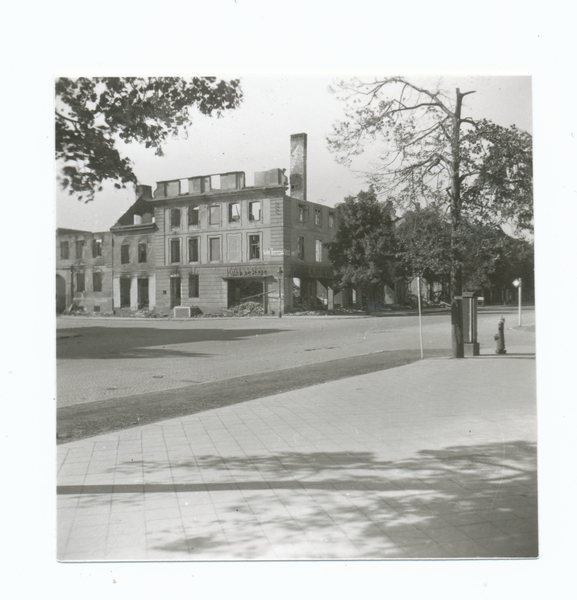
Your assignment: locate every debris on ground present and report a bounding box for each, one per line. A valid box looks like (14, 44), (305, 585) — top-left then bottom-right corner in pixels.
(222, 301), (265, 317)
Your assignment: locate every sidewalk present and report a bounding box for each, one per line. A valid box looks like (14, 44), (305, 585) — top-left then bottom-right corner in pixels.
(57, 327), (537, 561)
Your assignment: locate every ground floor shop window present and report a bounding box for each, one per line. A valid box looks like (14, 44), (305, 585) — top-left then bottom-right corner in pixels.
(120, 278), (131, 308)
(138, 278), (149, 309)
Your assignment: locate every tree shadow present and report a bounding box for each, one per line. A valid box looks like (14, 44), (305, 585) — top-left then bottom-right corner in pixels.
(56, 327), (287, 360)
(58, 440), (538, 559)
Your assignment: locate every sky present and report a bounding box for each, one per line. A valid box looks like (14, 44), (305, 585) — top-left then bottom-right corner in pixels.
(55, 74), (532, 232)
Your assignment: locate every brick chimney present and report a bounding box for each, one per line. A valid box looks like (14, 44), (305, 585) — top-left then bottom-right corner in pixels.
(290, 133), (307, 201)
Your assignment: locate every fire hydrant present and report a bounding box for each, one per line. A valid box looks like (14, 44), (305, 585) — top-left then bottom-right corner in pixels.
(494, 316), (506, 354)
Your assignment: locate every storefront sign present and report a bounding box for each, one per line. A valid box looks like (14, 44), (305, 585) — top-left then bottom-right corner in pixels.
(226, 266), (269, 277)
(288, 265), (334, 279)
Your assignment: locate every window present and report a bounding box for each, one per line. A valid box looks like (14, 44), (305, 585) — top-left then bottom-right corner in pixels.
(249, 201), (261, 222)
(298, 204), (309, 222)
(189, 274), (199, 298)
(210, 205), (221, 225)
(188, 206), (199, 226)
(229, 202), (241, 223)
(60, 241), (69, 260)
(315, 239), (323, 262)
(328, 211), (335, 229)
(209, 237), (221, 262)
(138, 243), (147, 263)
(93, 271), (102, 292)
(314, 208), (322, 226)
(249, 234), (261, 260)
(170, 239), (181, 263)
(76, 272), (85, 292)
(121, 244), (130, 264)
(92, 238), (102, 257)
(188, 238), (199, 262)
(170, 208), (181, 228)
(297, 236), (305, 260)
(75, 240), (85, 259)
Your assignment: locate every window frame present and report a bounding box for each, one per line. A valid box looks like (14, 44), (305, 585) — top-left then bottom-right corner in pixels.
(188, 237), (199, 263)
(315, 239), (323, 262)
(75, 239), (85, 260)
(328, 211), (335, 229)
(248, 201), (261, 222)
(138, 242), (147, 263)
(297, 236), (305, 260)
(248, 233), (261, 260)
(209, 236), (221, 262)
(92, 238), (102, 257)
(188, 273), (200, 298)
(228, 202), (241, 223)
(170, 238), (181, 264)
(170, 208), (181, 229)
(314, 208), (322, 226)
(188, 205), (199, 227)
(76, 271), (85, 292)
(209, 204), (221, 225)
(92, 271), (102, 292)
(120, 244), (130, 264)
(60, 241), (69, 260)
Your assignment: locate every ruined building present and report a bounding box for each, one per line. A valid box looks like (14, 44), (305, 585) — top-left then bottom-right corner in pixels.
(56, 133), (346, 316)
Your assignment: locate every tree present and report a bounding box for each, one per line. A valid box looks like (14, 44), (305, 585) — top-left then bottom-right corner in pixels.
(56, 77), (243, 202)
(327, 187), (396, 308)
(327, 77), (533, 357)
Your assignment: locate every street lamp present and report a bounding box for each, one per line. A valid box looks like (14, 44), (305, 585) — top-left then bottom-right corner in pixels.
(277, 267), (283, 318)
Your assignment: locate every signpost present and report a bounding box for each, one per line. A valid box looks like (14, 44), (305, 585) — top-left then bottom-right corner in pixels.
(513, 278), (522, 326)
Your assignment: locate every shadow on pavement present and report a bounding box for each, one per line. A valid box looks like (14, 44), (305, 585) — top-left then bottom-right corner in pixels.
(58, 440), (538, 559)
(57, 327), (287, 360)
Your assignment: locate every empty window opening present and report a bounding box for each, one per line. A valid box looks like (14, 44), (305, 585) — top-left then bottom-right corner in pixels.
(189, 274), (200, 298)
(188, 238), (199, 263)
(138, 243), (147, 263)
(133, 214), (142, 225)
(92, 238), (102, 257)
(328, 211), (335, 228)
(314, 208), (322, 226)
(297, 236), (305, 260)
(210, 205), (221, 225)
(188, 206), (199, 226)
(229, 202), (241, 223)
(211, 175), (221, 190)
(75, 240), (85, 260)
(93, 271), (102, 292)
(170, 239), (181, 263)
(171, 208), (181, 228)
(120, 278), (131, 308)
(76, 272), (85, 292)
(209, 237), (221, 262)
(249, 201), (261, 222)
(60, 241), (69, 260)
(315, 239), (323, 262)
(121, 244), (130, 264)
(180, 179), (189, 195)
(249, 234), (261, 260)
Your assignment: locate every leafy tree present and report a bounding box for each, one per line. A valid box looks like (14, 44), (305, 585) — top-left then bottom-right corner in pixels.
(327, 187), (396, 307)
(328, 77), (533, 356)
(56, 77), (243, 202)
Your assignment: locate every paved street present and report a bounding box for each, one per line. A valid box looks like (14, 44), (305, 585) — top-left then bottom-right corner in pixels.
(56, 311), (537, 560)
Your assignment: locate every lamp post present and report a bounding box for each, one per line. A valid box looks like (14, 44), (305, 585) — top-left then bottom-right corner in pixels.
(277, 267), (283, 318)
(513, 278), (522, 326)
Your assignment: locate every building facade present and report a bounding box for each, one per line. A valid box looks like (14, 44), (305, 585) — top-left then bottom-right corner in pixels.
(56, 133), (344, 316)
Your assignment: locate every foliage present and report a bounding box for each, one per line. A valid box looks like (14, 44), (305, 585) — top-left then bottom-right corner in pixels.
(55, 77), (243, 202)
(396, 207), (534, 295)
(327, 187), (396, 290)
(327, 77), (533, 235)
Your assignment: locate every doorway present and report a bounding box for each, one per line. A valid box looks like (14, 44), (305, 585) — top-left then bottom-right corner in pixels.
(227, 278), (264, 310)
(56, 275), (66, 313)
(120, 278), (131, 308)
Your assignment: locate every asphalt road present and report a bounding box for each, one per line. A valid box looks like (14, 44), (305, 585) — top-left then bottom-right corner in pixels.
(56, 307), (532, 442)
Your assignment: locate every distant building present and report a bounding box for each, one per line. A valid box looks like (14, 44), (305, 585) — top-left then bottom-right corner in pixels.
(56, 133), (346, 316)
